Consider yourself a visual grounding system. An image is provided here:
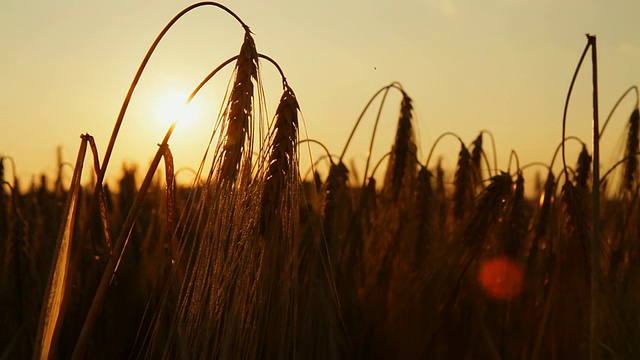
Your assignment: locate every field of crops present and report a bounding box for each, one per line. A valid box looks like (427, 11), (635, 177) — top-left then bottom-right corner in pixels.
(2, 3), (640, 359)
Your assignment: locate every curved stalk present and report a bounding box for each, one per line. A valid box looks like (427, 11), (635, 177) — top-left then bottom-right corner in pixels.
(370, 152), (392, 179)
(424, 132), (465, 168)
(191, 53), (288, 100)
(561, 39), (591, 180)
(339, 82), (404, 162)
(360, 86), (393, 188)
(71, 124), (177, 360)
(0, 156), (17, 189)
(600, 85), (639, 138)
(71, 9), (252, 353)
(507, 149), (521, 174)
(600, 151), (640, 184)
(103, 2), (247, 184)
(549, 136), (587, 170)
(479, 148), (494, 178)
(519, 161), (552, 173)
(479, 130), (499, 176)
(297, 139), (336, 165)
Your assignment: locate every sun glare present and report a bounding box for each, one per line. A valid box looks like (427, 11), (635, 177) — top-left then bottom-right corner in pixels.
(154, 89), (199, 129)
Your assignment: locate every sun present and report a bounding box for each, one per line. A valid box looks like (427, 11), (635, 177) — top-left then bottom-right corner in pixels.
(154, 89), (199, 129)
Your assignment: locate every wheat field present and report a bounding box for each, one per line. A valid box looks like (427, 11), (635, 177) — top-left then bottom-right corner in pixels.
(2, 3), (640, 359)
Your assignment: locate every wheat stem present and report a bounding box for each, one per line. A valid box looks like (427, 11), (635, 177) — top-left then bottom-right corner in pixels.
(32, 135), (88, 360)
(507, 150), (521, 174)
(72, 123), (177, 360)
(339, 82), (404, 162)
(191, 53), (289, 102)
(549, 136), (587, 170)
(370, 152), (392, 179)
(65, 6), (251, 355)
(600, 85), (639, 138)
(561, 39), (591, 180)
(479, 129), (499, 176)
(519, 162), (552, 173)
(601, 151), (640, 184)
(424, 132), (465, 168)
(587, 33), (601, 360)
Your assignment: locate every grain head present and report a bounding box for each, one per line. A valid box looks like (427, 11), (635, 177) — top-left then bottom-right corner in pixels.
(575, 145), (592, 190)
(383, 94), (417, 202)
(220, 30), (259, 182)
(623, 108), (639, 191)
(453, 143), (475, 222)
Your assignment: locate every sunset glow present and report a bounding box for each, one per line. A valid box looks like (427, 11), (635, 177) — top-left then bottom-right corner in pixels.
(153, 89), (198, 130)
(4, 1), (640, 358)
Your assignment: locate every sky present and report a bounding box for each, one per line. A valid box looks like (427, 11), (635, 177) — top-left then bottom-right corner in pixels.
(2, 0), (640, 192)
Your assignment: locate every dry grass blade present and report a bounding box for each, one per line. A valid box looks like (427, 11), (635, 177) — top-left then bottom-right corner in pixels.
(72, 126), (177, 360)
(33, 135), (88, 360)
(163, 145), (176, 258)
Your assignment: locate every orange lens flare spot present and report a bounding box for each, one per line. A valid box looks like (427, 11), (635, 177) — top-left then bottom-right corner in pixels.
(478, 256), (524, 300)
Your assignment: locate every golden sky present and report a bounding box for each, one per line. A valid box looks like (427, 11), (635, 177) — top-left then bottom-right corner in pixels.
(2, 0), (640, 190)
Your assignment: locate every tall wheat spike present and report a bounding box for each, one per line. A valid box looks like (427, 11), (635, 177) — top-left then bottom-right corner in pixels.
(220, 30), (259, 182)
(256, 84), (300, 358)
(318, 161), (352, 356)
(382, 94), (417, 202)
(533, 170), (556, 245)
(414, 166), (435, 261)
(470, 134), (484, 188)
(151, 29), (262, 358)
(556, 179), (592, 357)
(576, 145), (592, 190)
(452, 144), (475, 222)
(503, 172), (527, 257)
(623, 108), (639, 191)
(435, 159), (448, 231)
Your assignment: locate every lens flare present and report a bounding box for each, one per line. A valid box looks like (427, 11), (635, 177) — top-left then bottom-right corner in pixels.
(478, 255), (524, 300)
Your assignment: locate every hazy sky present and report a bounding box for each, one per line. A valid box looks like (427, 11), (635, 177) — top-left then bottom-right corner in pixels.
(2, 0), (640, 189)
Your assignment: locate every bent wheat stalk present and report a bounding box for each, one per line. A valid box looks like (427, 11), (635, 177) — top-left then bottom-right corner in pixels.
(72, 124), (177, 360)
(32, 135), (88, 360)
